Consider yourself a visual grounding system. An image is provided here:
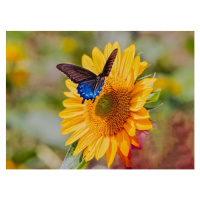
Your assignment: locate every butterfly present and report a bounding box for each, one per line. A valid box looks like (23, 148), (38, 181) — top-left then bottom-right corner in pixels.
(57, 48), (118, 104)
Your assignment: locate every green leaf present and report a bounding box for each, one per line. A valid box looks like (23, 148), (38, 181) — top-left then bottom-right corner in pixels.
(60, 141), (88, 169)
(77, 159), (89, 169)
(146, 89), (161, 103)
(144, 103), (164, 110)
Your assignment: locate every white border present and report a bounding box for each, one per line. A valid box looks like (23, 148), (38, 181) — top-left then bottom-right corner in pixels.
(0, 0), (199, 200)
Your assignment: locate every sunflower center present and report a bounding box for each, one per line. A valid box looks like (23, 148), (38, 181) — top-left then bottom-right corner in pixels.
(95, 93), (113, 117)
(85, 77), (131, 136)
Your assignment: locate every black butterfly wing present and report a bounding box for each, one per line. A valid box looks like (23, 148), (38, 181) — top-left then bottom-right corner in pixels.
(101, 48), (118, 77)
(93, 77), (105, 101)
(56, 64), (97, 83)
(77, 79), (97, 103)
(57, 49), (117, 103)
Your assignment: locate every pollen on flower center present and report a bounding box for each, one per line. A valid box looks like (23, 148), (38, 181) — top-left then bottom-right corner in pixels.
(85, 77), (131, 136)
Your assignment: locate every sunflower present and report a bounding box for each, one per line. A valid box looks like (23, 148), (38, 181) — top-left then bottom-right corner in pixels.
(59, 42), (157, 167)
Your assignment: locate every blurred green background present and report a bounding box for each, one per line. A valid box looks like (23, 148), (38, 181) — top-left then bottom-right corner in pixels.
(6, 31), (194, 169)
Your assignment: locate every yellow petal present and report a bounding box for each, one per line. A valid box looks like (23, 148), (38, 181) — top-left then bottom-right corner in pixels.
(85, 146), (96, 161)
(131, 55), (140, 83)
(106, 136), (118, 167)
(82, 54), (98, 74)
(95, 136), (110, 160)
(60, 115), (84, 127)
(73, 132), (99, 156)
(65, 127), (89, 146)
(126, 71), (133, 89)
(124, 119), (136, 137)
(130, 97), (146, 112)
(133, 88), (153, 100)
(104, 42), (112, 60)
(134, 118), (153, 130)
(85, 138), (101, 161)
(65, 79), (78, 95)
(138, 77), (157, 86)
(124, 44), (136, 80)
(62, 98), (83, 108)
(126, 56), (141, 91)
(131, 78), (156, 101)
(129, 135), (139, 147)
(116, 129), (130, 157)
(103, 42), (119, 77)
(117, 148), (131, 167)
(92, 47), (106, 74)
(138, 61), (148, 77)
(120, 44), (135, 79)
(131, 107), (150, 120)
(132, 78), (157, 95)
(82, 147), (88, 159)
(112, 41), (121, 76)
(63, 102), (84, 109)
(93, 136), (103, 159)
(61, 120), (86, 135)
(59, 108), (84, 119)
(64, 91), (79, 98)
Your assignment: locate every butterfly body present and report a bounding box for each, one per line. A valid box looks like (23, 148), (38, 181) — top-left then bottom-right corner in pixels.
(57, 49), (118, 103)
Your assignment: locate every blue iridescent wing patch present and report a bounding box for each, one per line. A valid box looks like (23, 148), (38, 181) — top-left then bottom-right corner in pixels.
(93, 77), (105, 101)
(77, 79), (96, 103)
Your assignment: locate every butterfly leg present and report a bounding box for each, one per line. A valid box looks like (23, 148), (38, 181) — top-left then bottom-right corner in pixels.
(82, 99), (85, 104)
